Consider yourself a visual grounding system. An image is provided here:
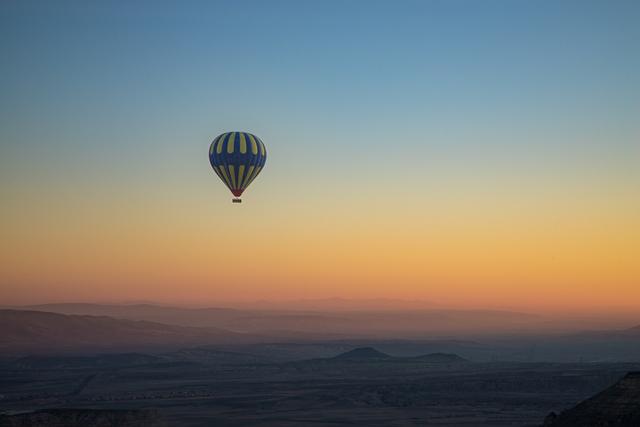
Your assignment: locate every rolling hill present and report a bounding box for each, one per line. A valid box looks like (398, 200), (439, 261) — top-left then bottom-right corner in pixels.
(411, 352), (469, 363)
(0, 309), (258, 355)
(322, 347), (468, 364)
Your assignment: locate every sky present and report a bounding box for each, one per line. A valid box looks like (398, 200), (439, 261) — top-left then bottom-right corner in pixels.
(1, 0), (639, 310)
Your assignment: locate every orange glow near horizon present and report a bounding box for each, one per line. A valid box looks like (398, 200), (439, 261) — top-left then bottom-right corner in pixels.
(2, 165), (639, 312)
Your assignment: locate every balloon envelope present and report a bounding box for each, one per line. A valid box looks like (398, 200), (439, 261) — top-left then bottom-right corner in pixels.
(209, 132), (267, 199)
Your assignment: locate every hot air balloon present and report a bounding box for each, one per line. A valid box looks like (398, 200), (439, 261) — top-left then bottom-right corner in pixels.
(209, 132), (267, 203)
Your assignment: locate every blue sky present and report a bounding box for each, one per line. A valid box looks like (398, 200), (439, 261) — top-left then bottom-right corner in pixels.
(3, 0), (638, 202)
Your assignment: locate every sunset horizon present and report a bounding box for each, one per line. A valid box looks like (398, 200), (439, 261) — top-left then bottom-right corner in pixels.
(1, 1), (639, 425)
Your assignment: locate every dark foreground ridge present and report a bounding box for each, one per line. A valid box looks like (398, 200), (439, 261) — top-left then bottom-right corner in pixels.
(0, 408), (165, 427)
(543, 372), (640, 427)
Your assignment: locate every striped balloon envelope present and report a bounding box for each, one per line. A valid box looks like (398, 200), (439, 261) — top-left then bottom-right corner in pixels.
(208, 132), (267, 203)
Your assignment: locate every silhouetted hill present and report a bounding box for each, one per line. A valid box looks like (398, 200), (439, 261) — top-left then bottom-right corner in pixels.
(0, 408), (164, 427)
(411, 352), (468, 363)
(0, 309), (257, 355)
(543, 372), (640, 426)
(323, 347), (468, 364)
(332, 347), (392, 360)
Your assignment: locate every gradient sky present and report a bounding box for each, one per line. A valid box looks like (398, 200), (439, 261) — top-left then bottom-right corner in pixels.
(1, 0), (639, 310)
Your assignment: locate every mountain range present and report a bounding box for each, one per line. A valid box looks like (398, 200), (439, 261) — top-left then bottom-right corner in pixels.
(18, 302), (544, 336)
(330, 347), (468, 363)
(0, 309), (257, 354)
(2, 305), (640, 361)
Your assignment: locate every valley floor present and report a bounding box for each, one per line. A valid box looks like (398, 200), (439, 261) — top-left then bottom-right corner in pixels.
(2, 354), (639, 426)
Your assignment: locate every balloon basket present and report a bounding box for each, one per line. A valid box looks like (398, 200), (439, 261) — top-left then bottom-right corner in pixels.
(232, 198), (242, 203)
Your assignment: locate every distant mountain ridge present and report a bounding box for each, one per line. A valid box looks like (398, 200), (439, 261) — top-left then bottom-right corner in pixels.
(16, 302), (545, 336)
(0, 309), (257, 355)
(230, 297), (439, 311)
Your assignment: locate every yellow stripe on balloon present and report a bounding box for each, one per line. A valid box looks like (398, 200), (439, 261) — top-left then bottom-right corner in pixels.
(239, 133), (247, 154)
(241, 165), (255, 189)
(216, 133), (226, 154)
(227, 132), (236, 154)
(257, 137), (266, 156)
(248, 134), (258, 155)
(237, 165), (245, 188)
(243, 166), (258, 189)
